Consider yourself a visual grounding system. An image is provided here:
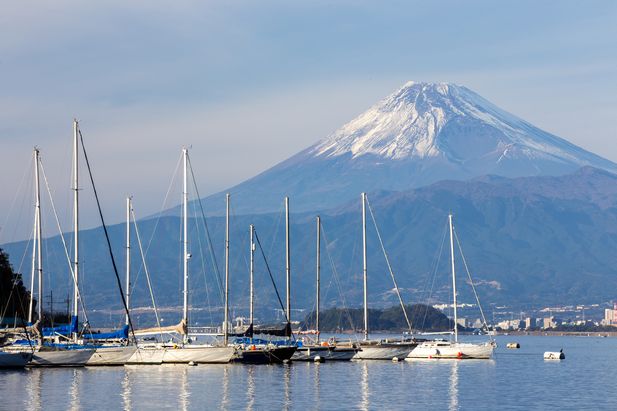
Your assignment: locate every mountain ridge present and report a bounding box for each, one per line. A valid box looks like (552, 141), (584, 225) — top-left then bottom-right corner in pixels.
(196, 81), (617, 216)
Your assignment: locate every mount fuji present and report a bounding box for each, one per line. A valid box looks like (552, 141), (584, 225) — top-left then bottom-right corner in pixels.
(206, 81), (617, 213)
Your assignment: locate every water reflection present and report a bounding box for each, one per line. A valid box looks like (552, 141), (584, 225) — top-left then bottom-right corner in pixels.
(121, 368), (132, 411)
(360, 361), (369, 411)
(221, 365), (230, 410)
(179, 366), (189, 411)
(246, 365), (256, 411)
(313, 362), (321, 406)
(283, 364), (292, 411)
(27, 369), (42, 411)
(70, 369), (80, 411)
(449, 361), (459, 411)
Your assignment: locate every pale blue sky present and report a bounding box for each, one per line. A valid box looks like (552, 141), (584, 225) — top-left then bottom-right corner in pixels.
(1, 0), (616, 240)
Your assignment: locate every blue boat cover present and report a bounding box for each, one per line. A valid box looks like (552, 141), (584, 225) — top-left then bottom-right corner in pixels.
(83, 325), (129, 340)
(42, 316), (78, 337)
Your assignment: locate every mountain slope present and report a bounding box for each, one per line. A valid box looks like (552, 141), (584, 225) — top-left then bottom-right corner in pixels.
(201, 81), (617, 215)
(4, 167), (617, 326)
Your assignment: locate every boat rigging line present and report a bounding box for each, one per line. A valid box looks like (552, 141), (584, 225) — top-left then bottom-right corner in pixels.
(453, 227), (491, 335)
(320, 222), (358, 334)
(186, 154), (224, 302)
(253, 229), (290, 326)
(418, 220), (448, 331)
(364, 194), (412, 334)
(78, 129), (137, 344)
(39, 158), (92, 336)
(130, 204), (164, 341)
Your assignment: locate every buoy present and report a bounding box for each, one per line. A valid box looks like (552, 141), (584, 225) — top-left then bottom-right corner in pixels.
(314, 355), (323, 363)
(392, 357), (399, 362)
(544, 349), (565, 360)
(506, 342), (520, 349)
(188, 361), (196, 366)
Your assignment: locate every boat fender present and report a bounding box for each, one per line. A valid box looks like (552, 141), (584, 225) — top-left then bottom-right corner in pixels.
(314, 355), (322, 363)
(392, 357), (399, 362)
(457, 352), (463, 359)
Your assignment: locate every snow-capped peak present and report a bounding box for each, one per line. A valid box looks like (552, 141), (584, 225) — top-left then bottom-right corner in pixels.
(310, 81), (604, 169)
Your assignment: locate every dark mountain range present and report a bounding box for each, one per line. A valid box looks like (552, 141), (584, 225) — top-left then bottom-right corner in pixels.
(3, 167), (617, 327)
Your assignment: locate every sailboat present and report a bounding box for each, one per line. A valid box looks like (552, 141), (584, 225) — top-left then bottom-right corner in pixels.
(131, 148), (235, 364)
(407, 214), (495, 360)
(353, 193), (417, 360)
(232, 199), (296, 364)
(292, 216), (358, 361)
(5, 137), (95, 366)
(85, 198), (138, 365)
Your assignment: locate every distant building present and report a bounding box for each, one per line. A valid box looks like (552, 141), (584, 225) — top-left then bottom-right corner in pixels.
(496, 319), (522, 330)
(456, 318), (467, 328)
(542, 317), (556, 329)
(471, 318), (484, 329)
(524, 317), (536, 329)
(602, 303), (617, 326)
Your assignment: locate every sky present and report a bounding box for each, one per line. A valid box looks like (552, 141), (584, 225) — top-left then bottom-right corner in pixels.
(1, 0), (616, 242)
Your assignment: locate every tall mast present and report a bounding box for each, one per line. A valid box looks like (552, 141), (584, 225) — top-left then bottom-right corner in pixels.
(362, 193), (368, 340)
(182, 148), (189, 342)
(316, 216), (321, 343)
(224, 193), (230, 345)
(72, 119), (79, 341)
(285, 197), (291, 323)
(449, 214), (458, 343)
(28, 148), (42, 324)
(125, 196), (131, 326)
(28, 195), (37, 323)
(35, 149), (43, 324)
(249, 224), (254, 326)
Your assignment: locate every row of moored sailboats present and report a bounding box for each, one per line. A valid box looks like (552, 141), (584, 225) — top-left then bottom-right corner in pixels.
(0, 120), (494, 368)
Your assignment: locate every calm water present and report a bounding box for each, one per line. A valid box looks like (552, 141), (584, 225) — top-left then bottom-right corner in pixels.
(1, 335), (616, 410)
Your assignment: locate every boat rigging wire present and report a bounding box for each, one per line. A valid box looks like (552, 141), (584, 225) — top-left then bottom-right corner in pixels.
(79, 130), (137, 344)
(130, 205), (164, 340)
(0, 153), (32, 245)
(320, 222), (358, 334)
(39, 159), (92, 334)
(186, 155), (224, 302)
(418, 220), (448, 331)
(453, 227), (491, 336)
(365, 195), (412, 333)
(253, 229), (289, 325)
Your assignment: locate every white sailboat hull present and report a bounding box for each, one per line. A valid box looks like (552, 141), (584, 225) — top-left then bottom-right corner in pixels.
(126, 345), (167, 365)
(407, 341), (494, 359)
(353, 342), (416, 360)
(162, 345), (235, 364)
(86, 345), (137, 366)
(30, 347), (95, 367)
(0, 351), (32, 368)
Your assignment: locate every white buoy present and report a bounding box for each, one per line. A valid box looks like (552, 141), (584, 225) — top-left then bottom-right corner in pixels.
(314, 355), (322, 363)
(544, 350), (565, 360)
(392, 357), (399, 362)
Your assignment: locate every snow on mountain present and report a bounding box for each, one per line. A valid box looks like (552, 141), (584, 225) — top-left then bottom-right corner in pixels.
(197, 81), (617, 215)
(311, 81), (614, 170)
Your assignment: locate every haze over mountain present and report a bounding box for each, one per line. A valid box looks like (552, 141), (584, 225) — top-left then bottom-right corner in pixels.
(4, 82), (617, 327)
(199, 81), (617, 215)
(4, 167), (617, 327)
